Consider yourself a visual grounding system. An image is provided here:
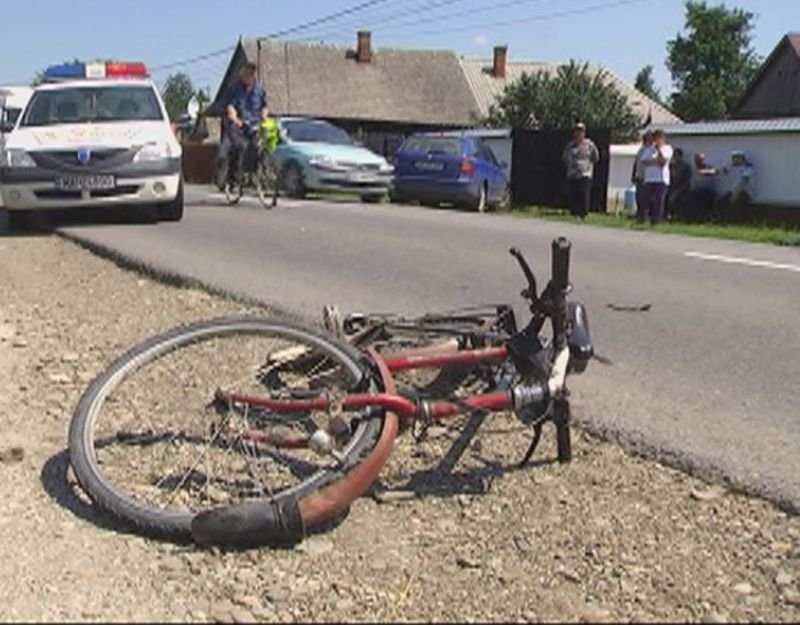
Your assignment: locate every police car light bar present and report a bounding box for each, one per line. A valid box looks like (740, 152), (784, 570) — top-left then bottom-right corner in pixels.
(42, 61), (149, 82)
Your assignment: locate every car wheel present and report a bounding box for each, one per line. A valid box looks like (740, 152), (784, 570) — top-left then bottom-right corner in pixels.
(158, 180), (184, 222)
(360, 194), (384, 204)
(0, 210), (27, 234)
(282, 162), (306, 199)
(496, 185), (512, 211)
(470, 183), (487, 213)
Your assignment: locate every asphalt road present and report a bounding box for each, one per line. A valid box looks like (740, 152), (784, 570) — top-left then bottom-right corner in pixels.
(57, 187), (800, 511)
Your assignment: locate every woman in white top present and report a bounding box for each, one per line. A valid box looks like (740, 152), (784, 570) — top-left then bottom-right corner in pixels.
(637, 129), (673, 225)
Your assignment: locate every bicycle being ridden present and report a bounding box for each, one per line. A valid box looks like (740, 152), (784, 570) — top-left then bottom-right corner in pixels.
(214, 64), (278, 208)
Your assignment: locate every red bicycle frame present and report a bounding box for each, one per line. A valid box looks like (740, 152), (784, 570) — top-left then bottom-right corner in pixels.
(218, 343), (514, 447)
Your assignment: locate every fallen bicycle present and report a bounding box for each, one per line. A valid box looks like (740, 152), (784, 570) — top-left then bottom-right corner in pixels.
(68, 237), (593, 545)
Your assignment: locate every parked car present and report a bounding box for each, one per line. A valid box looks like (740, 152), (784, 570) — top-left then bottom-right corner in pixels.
(391, 132), (510, 212)
(273, 117), (393, 202)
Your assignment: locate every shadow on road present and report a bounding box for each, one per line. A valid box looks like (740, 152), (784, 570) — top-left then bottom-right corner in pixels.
(1, 206), (161, 237)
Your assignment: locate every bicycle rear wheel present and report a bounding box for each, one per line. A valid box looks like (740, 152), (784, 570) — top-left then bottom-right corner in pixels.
(68, 316), (382, 540)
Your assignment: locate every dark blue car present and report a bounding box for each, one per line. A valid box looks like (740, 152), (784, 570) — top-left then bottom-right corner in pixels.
(391, 133), (510, 212)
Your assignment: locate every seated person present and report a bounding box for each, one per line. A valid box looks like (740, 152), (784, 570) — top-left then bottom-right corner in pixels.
(666, 147), (692, 221)
(685, 153), (719, 222)
(714, 150), (755, 222)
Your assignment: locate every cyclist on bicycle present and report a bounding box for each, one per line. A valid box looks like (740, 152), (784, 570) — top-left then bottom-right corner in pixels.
(214, 63), (268, 190)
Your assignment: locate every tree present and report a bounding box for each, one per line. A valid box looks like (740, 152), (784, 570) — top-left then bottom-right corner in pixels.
(486, 60), (641, 142)
(161, 72), (196, 121)
(667, 0), (760, 121)
(634, 65), (662, 104)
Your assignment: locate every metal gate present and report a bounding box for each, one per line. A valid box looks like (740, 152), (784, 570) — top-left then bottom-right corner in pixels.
(510, 128), (610, 212)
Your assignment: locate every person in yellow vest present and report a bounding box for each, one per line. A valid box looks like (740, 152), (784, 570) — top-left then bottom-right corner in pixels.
(259, 112), (281, 205)
(261, 113), (279, 154)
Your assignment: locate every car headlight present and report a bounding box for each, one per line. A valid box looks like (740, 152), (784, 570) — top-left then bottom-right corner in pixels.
(2, 149), (36, 168)
(133, 142), (172, 163)
(379, 161), (394, 174)
(309, 155), (347, 171)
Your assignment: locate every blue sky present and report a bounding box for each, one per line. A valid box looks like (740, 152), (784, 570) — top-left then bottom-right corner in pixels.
(1, 0), (797, 100)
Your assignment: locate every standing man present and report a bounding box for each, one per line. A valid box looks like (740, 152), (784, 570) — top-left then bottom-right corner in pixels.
(666, 147), (692, 221)
(562, 122), (600, 219)
(638, 129), (673, 225)
(214, 62), (268, 190)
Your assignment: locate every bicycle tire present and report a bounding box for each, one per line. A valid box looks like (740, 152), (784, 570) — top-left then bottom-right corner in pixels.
(256, 156), (278, 209)
(225, 181), (243, 205)
(68, 316), (383, 540)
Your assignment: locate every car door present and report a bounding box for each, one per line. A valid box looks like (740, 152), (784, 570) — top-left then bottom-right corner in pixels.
(475, 140), (505, 202)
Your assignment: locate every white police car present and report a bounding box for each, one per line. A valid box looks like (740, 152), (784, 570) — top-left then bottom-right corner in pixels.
(0, 61), (183, 224)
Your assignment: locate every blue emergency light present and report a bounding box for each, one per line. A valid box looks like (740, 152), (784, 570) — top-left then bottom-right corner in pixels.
(43, 62), (86, 80)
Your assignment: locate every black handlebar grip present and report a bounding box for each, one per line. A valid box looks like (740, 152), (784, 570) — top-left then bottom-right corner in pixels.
(551, 237), (571, 292)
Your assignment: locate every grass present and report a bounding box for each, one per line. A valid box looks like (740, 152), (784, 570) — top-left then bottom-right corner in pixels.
(510, 206), (800, 246)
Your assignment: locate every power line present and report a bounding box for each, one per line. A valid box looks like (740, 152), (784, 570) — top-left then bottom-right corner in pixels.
(368, 0), (556, 36)
(150, 0), (394, 75)
(266, 0), (393, 39)
(377, 0), (660, 39)
(296, 0), (472, 39)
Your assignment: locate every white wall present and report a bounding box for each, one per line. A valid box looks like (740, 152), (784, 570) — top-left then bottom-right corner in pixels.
(666, 133), (800, 206)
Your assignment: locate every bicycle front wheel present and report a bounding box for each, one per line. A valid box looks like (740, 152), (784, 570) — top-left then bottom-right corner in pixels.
(68, 316), (382, 540)
(256, 155), (278, 209)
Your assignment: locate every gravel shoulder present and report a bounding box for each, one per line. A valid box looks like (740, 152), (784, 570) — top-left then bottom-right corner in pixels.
(0, 233), (798, 623)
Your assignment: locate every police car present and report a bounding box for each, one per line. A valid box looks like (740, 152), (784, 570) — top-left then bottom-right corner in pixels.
(0, 61), (183, 224)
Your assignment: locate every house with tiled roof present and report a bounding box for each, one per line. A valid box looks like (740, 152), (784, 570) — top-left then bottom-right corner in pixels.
(205, 32), (479, 155)
(204, 33), (677, 151)
(460, 45), (680, 127)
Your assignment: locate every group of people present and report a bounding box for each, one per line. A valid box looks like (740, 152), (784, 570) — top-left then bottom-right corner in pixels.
(562, 121), (756, 224)
(633, 130), (756, 224)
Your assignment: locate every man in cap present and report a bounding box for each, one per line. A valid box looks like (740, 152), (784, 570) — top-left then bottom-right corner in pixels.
(715, 150), (755, 222)
(562, 121), (600, 218)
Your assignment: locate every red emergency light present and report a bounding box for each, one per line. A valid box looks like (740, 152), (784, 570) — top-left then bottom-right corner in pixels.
(105, 62), (149, 77)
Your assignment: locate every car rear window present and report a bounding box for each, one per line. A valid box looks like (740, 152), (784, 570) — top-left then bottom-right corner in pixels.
(22, 85), (163, 127)
(401, 137), (462, 155)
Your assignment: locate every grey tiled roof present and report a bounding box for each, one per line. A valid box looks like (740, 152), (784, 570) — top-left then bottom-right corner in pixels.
(231, 38), (479, 126)
(652, 117), (800, 136)
(460, 58), (681, 126)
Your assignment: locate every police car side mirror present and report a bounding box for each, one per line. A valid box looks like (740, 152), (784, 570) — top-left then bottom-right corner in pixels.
(0, 121), (14, 133)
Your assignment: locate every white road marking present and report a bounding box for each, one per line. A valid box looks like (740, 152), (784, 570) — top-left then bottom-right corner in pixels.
(684, 251), (800, 274)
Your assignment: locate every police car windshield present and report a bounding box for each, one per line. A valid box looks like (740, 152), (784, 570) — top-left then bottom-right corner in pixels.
(22, 85), (163, 127)
(283, 120), (351, 145)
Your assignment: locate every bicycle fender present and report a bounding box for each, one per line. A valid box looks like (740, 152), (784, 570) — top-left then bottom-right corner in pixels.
(190, 496), (305, 546)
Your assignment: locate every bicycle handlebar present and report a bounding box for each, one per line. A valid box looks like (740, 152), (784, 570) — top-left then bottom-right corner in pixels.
(551, 237), (571, 293)
(509, 247), (538, 301)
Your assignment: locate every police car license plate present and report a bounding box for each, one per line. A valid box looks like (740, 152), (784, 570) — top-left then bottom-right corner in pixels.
(55, 175), (116, 191)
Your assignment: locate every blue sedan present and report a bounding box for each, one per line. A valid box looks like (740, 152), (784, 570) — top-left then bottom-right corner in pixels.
(390, 133), (510, 212)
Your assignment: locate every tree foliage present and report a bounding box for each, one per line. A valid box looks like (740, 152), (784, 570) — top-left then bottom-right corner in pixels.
(634, 65), (662, 104)
(486, 60), (641, 141)
(161, 72), (197, 121)
(667, 0), (760, 121)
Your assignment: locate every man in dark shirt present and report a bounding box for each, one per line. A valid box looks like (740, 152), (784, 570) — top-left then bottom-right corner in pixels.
(666, 148), (692, 221)
(215, 63), (268, 189)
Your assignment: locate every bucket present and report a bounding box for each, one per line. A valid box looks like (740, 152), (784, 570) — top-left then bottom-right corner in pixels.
(624, 186), (637, 216)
